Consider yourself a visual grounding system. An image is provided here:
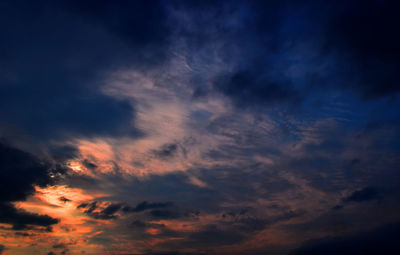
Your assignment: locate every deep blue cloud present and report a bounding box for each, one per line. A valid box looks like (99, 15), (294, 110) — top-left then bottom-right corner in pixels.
(0, 0), (171, 140)
(342, 187), (381, 203)
(292, 222), (400, 255)
(1, 0), (400, 254)
(0, 142), (55, 203)
(0, 142), (60, 229)
(183, 0), (400, 108)
(124, 201), (174, 213)
(2, 0), (399, 139)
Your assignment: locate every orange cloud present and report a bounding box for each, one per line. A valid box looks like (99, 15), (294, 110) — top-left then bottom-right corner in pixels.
(2, 186), (113, 254)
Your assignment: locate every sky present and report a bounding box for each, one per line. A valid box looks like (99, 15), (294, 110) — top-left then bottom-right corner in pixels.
(1, 0), (400, 254)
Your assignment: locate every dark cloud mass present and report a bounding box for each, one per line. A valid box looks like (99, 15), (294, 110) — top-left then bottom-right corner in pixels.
(77, 200), (174, 220)
(0, 142), (59, 229)
(204, 0), (400, 107)
(292, 222), (400, 255)
(0, 0), (171, 139)
(0, 142), (52, 202)
(342, 187), (381, 203)
(126, 201), (174, 213)
(0, 203), (58, 230)
(1, 0), (400, 254)
(77, 201), (120, 220)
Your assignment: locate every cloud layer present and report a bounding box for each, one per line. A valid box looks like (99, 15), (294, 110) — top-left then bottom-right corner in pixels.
(0, 0), (400, 254)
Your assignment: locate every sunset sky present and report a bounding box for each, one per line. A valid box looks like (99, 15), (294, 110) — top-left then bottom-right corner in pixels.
(1, 1), (400, 254)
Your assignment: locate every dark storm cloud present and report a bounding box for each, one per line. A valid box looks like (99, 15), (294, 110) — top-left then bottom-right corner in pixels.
(333, 180), (391, 210)
(181, 0), (308, 108)
(102, 203), (124, 216)
(77, 200), (174, 219)
(77, 201), (120, 220)
(290, 0), (400, 99)
(66, 0), (169, 52)
(291, 222), (400, 255)
(124, 201), (174, 213)
(0, 142), (59, 229)
(1, 1), (399, 253)
(182, 0), (400, 108)
(0, 0), (398, 137)
(0, 142), (53, 202)
(342, 187), (381, 203)
(0, 203), (58, 230)
(0, 0), (172, 140)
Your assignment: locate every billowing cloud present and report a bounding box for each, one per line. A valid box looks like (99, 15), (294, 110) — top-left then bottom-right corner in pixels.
(1, 0), (400, 254)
